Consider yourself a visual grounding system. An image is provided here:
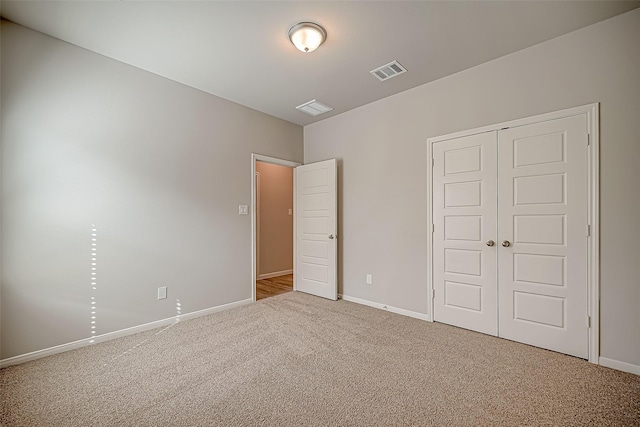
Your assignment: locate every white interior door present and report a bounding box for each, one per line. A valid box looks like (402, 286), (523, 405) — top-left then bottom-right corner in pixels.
(295, 159), (337, 300)
(431, 113), (590, 359)
(497, 114), (588, 359)
(433, 132), (498, 336)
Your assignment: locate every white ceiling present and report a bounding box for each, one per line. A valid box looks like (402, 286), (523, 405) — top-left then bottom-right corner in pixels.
(2, 1), (638, 126)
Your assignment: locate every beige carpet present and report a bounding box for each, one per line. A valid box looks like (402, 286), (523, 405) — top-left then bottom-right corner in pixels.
(1, 292), (638, 426)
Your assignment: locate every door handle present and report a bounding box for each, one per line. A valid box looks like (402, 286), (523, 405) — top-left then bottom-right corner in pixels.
(502, 240), (511, 247)
(328, 234), (335, 240)
(486, 240), (495, 247)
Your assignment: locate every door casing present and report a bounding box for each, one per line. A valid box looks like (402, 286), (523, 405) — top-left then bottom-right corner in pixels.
(426, 103), (600, 363)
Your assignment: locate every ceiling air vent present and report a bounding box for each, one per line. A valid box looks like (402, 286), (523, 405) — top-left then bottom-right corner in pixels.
(370, 60), (407, 82)
(295, 99), (334, 116)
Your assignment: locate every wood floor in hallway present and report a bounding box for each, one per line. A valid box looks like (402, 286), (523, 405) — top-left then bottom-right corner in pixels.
(256, 274), (293, 300)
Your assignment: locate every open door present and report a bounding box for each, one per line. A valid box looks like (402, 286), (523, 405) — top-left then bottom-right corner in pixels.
(295, 159), (337, 300)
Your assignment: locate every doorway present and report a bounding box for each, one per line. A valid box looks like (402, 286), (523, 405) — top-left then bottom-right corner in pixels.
(251, 154), (339, 302)
(251, 154), (300, 301)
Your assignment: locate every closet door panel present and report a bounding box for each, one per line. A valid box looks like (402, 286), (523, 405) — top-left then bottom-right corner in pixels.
(433, 132), (498, 336)
(497, 114), (588, 359)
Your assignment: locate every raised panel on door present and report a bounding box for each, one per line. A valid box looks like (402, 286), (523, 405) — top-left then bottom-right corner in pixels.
(295, 159), (337, 300)
(433, 131), (498, 336)
(497, 114), (588, 359)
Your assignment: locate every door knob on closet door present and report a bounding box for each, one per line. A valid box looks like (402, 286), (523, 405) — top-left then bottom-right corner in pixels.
(328, 234), (335, 240)
(502, 240), (511, 247)
(486, 240), (495, 247)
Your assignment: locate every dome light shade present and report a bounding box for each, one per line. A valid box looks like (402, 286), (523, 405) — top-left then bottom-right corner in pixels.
(288, 22), (326, 53)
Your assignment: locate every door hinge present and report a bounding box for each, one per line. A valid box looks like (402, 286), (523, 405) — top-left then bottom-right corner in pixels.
(432, 223), (435, 233)
(588, 316), (591, 328)
(587, 133), (590, 146)
(432, 158), (435, 167)
(432, 289), (435, 299)
(587, 224), (591, 237)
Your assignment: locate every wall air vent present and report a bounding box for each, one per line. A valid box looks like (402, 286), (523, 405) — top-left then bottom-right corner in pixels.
(295, 99), (334, 116)
(370, 60), (407, 81)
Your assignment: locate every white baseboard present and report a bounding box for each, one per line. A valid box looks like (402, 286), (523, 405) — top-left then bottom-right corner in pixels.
(340, 296), (640, 376)
(258, 269), (293, 280)
(599, 357), (640, 376)
(0, 298), (253, 369)
(340, 294), (431, 321)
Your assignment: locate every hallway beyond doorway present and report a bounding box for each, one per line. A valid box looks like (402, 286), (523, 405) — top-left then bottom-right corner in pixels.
(256, 274), (293, 300)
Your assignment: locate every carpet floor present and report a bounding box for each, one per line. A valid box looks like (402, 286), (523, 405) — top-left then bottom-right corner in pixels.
(1, 291), (638, 426)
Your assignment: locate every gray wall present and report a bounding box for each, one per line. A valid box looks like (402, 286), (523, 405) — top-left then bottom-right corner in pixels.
(0, 21), (302, 359)
(305, 9), (640, 367)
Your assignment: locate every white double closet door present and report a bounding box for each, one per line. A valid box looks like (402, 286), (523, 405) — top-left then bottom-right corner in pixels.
(433, 114), (588, 359)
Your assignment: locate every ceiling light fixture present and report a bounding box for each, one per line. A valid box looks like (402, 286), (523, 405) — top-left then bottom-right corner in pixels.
(288, 22), (326, 53)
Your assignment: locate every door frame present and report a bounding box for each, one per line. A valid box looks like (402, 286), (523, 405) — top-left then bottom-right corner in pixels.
(251, 154), (301, 302)
(426, 103), (600, 363)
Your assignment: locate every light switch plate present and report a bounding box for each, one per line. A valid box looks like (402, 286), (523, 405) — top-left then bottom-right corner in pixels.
(158, 286), (167, 300)
(239, 205), (248, 215)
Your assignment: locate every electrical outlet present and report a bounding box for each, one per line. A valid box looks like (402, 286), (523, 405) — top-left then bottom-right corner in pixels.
(158, 286), (167, 300)
(238, 205), (248, 215)
(366, 274), (373, 285)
